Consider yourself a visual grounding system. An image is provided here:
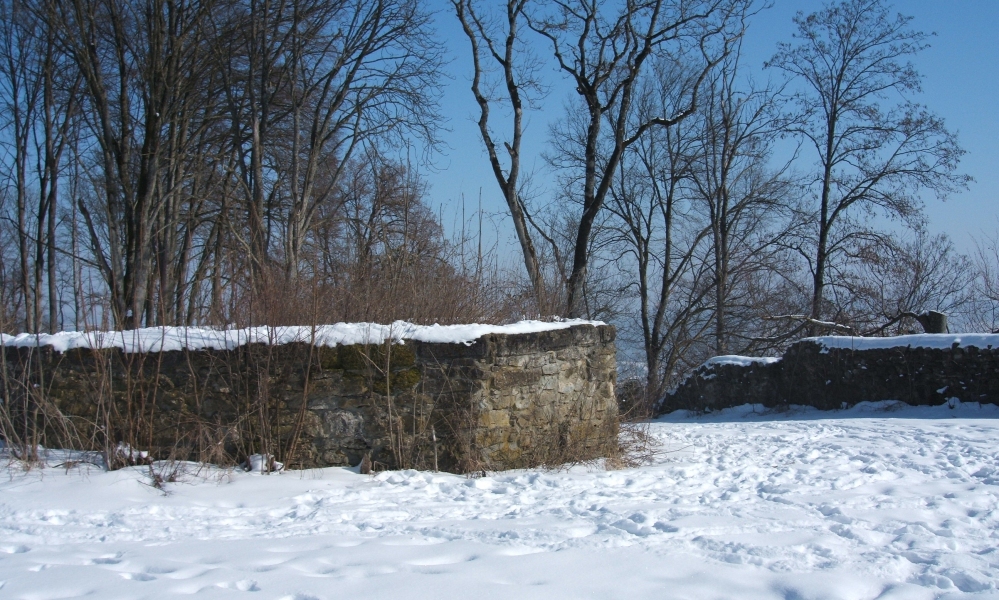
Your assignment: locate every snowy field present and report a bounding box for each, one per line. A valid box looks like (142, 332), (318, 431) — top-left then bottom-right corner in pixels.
(2, 401), (998, 599)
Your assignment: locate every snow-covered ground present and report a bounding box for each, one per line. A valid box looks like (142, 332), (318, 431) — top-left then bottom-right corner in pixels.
(2, 401), (998, 599)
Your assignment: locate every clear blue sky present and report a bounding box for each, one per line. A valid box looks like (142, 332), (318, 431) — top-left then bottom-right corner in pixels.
(424, 0), (999, 257)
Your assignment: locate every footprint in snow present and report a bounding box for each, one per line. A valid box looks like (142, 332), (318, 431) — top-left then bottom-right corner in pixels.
(0, 545), (29, 554)
(162, 566), (217, 580)
(380, 536), (447, 547)
(496, 546), (545, 556)
(406, 554), (476, 566)
(144, 565), (177, 574)
(217, 579), (260, 592)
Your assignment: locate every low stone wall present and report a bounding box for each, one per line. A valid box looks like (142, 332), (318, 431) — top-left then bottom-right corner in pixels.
(1, 324), (617, 472)
(661, 336), (999, 414)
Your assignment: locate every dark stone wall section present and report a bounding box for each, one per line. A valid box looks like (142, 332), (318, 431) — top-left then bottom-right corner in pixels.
(2, 324), (617, 472)
(661, 339), (999, 414)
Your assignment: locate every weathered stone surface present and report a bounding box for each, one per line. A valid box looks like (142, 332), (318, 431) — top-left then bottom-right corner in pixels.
(3, 324), (618, 473)
(661, 338), (999, 414)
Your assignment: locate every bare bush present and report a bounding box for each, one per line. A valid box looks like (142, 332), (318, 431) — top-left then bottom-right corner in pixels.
(970, 226), (999, 333)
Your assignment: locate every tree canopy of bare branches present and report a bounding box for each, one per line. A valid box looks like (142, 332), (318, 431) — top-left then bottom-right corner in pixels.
(767, 0), (970, 332)
(0, 0), (448, 331)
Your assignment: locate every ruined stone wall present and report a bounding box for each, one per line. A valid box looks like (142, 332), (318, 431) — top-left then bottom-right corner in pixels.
(418, 325), (618, 470)
(1, 324), (617, 472)
(661, 338), (999, 414)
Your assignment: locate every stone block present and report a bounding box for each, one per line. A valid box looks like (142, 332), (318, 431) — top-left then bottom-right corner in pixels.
(479, 409), (511, 429)
(558, 381), (576, 395)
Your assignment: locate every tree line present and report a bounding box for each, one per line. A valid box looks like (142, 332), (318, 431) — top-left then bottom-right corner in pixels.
(0, 0), (480, 332)
(2, 0), (995, 402)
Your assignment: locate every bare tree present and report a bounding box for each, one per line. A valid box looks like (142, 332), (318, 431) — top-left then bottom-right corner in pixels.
(0, 0), (488, 333)
(529, 0), (750, 318)
(604, 61), (713, 402)
(291, 152), (515, 326)
(971, 226), (999, 333)
(214, 0), (444, 297)
(0, 0), (82, 333)
(281, 0), (444, 282)
(35, 0), (81, 333)
(452, 0), (550, 311)
(45, 0), (219, 328)
(0, 0), (42, 332)
(688, 49), (797, 355)
(767, 0), (970, 332)
(842, 229), (973, 334)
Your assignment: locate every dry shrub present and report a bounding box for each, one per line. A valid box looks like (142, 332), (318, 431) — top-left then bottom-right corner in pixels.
(605, 378), (673, 469)
(0, 342), (84, 469)
(513, 386), (621, 472)
(521, 421), (615, 471)
(616, 377), (660, 421)
(606, 422), (664, 469)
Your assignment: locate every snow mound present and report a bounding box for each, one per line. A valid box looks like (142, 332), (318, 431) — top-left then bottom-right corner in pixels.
(242, 454), (284, 473)
(0, 319), (603, 353)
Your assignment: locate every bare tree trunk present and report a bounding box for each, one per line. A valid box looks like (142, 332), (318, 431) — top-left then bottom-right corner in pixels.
(0, 0), (40, 331)
(809, 120), (836, 334)
(452, 0), (545, 311)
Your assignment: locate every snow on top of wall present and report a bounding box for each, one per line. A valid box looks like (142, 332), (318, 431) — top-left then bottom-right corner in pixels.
(0, 319), (604, 353)
(702, 355), (781, 368)
(806, 333), (999, 352)
(692, 333), (999, 371)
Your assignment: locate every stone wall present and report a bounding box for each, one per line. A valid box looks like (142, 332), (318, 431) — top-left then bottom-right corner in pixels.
(1, 324), (617, 472)
(661, 336), (999, 414)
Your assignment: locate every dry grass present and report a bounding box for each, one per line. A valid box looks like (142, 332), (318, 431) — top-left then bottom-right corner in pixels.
(606, 422), (666, 469)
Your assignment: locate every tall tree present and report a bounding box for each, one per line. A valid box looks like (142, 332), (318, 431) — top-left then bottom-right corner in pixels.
(604, 60), (711, 402)
(451, 0), (548, 311)
(0, 0), (42, 332)
(843, 228), (973, 334)
(0, 0), (80, 332)
(689, 50), (795, 355)
(49, 0), (216, 328)
(529, 0), (750, 318)
(767, 0), (969, 331)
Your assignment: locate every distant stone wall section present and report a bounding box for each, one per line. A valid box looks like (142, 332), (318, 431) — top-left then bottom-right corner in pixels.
(2, 324), (617, 472)
(661, 337), (999, 414)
